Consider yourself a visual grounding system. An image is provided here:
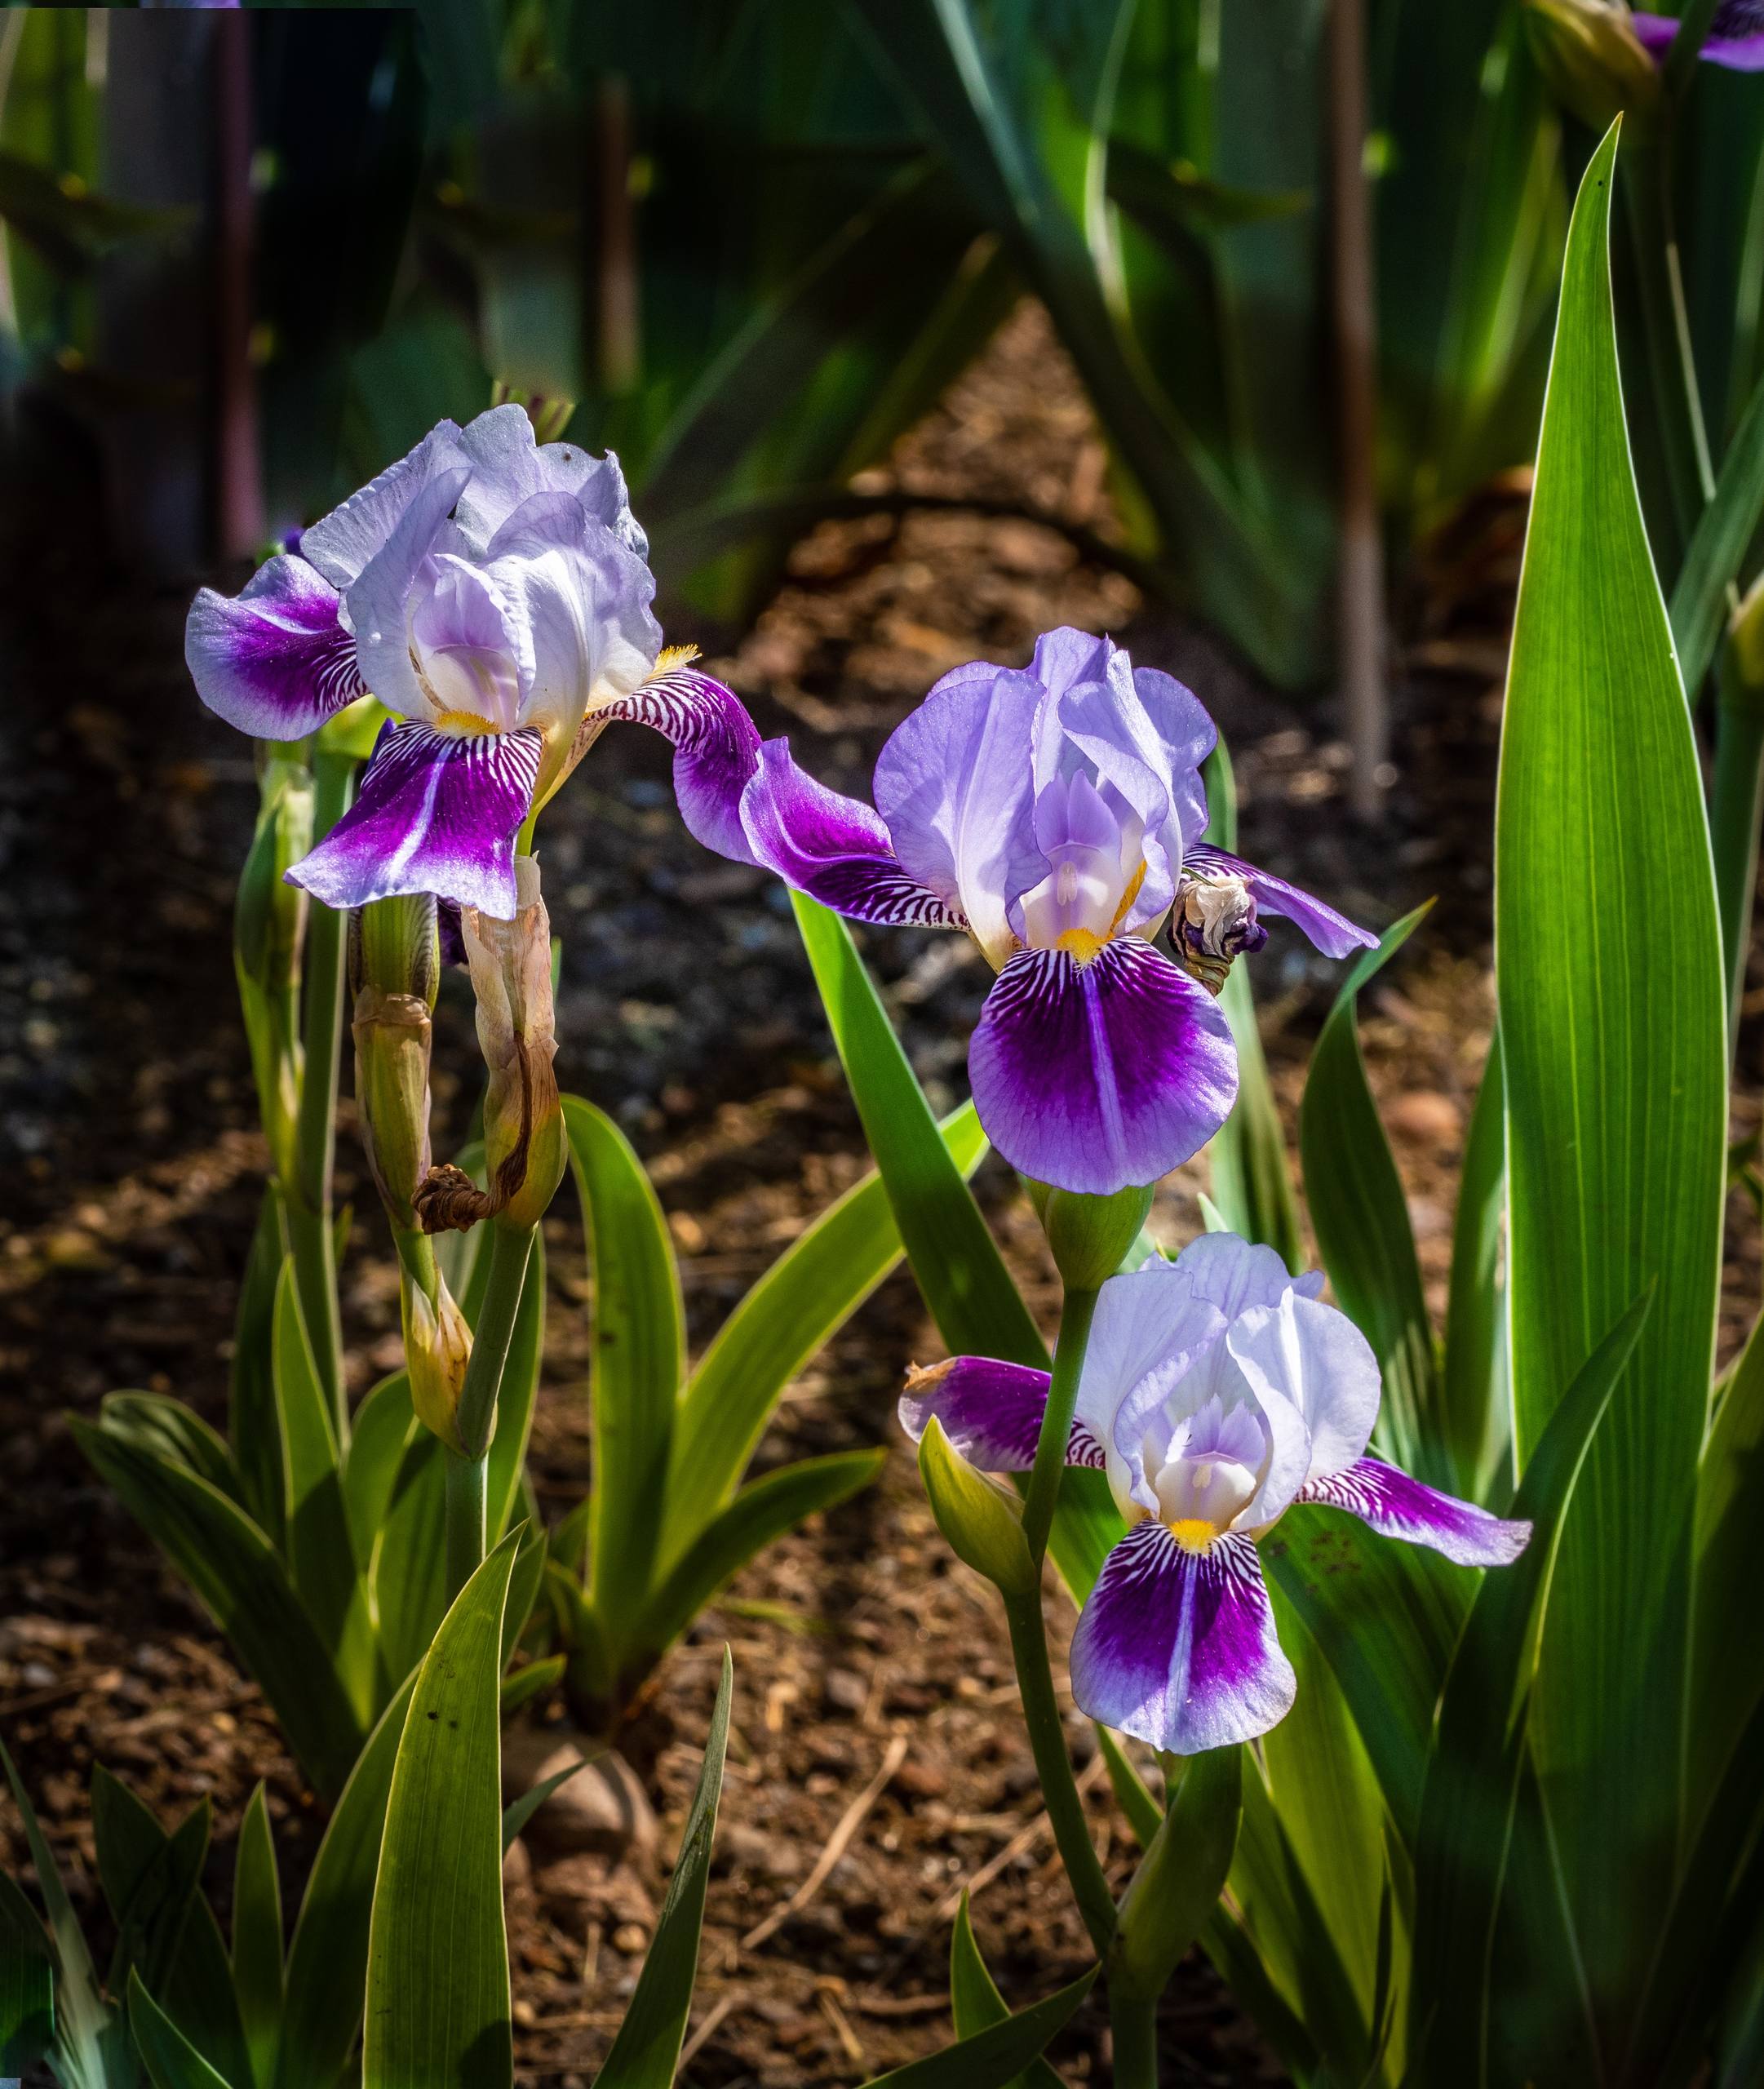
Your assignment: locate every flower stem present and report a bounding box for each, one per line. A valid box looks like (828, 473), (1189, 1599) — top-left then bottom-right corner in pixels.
(1000, 1282), (1115, 1956)
(1022, 1285), (1097, 1566)
(443, 1223), (534, 1600)
(1108, 1989), (1159, 2089)
(288, 748), (352, 1439)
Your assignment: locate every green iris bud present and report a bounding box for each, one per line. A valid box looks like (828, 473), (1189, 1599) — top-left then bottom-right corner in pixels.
(1027, 1178), (1156, 1292)
(235, 751), (312, 1184)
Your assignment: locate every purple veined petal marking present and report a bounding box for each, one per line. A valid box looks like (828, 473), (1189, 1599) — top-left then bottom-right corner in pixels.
(1069, 1522), (1296, 1753)
(596, 663), (765, 864)
(1294, 1456), (1532, 1568)
(897, 1355), (1106, 1470)
(742, 740), (968, 929)
(968, 938), (1239, 1195)
(1183, 844), (1377, 960)
(286, 720), (542, 918)
(185, 555), (367, 740)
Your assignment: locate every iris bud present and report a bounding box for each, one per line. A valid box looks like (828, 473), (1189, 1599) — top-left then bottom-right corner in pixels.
(1523, 0), (1660, 139)
(414, 856), (565, 1237)
(404, 1266), (474, 1454)
(349, 895), (441, 1232)
(916, 1413), (1036, 1594)
(1029, 1178), (1156, 1291)
(1728, 568), (1764, 702)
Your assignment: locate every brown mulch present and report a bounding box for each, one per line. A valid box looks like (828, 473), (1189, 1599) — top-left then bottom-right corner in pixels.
(3, 302), (1759, 2088)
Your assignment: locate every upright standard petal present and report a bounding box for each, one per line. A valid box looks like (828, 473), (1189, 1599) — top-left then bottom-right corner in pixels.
(968, 938), (1238, 1195)
(348, 467), (476, 721)
(1183, 844), (1376, 960)
(1296, 1457), (1532, 1568)
(452, 406), (649, 556)
(742, 741), (968, 928)
(1078, 1258), (1227, 1445)
(898, 1356), (1106, 1470)
(597, 664), (764, 863)
(481, 494), (661, 740)
(1228, 1289), (1381, 1486)
(299, 420), (468, 591)
(1069, 1523), (1296, 1752)
(286, 721), (541, 917)
(873, 664), (1045, 966)
(186, 556), (366, 738)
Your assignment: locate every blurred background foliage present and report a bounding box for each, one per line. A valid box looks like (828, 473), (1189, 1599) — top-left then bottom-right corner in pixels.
(0, 1), (1756, 697)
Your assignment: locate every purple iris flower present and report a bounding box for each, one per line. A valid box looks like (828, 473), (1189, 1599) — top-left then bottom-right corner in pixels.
(599, 629), (1374, 1195)
(186, 406), (660, 919)
(901, 1235), (1531, 1752)
(1632, 1), (1764, 68)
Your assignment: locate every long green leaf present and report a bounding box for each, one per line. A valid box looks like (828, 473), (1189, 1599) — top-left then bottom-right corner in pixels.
(1406, 1288), (1647, 2089)
(1111, 1745), (1242, 2006)
(948, 1892), (1062, 2089)
(0, 1866), (54, 2076)
(97, 1392), (244, 1506)
(485, 1231), (544, 1546)
(276, 1674), (416, 2089)
(230, 1785), (282, 2089)
(563, 1096), (685, 1618)
(1691, 1297), (1764, 1808)
(1441, 1030), (1507, 1501)
(791, 894), (1120, 1598)
(341, 1369), (416, 1566)
(594, 1649), (733, 2089)
(127, 1973), (237, 2089)
(363, 1530), (521, 2089)
(663, 1105), (988, 1564)
(1298, 903), (1445, 1485)
(1262, 1496), (1469, 1852)
(501, 1753), (601, 1856)
(1495, 119), (1726, 2042)
(855, 1967), (1098, 2089)
(0, 1732), (117, 2089)
(270, 1265), (366, 1693)
(624, 1451), (884, 1688)
(70, 1418), (363, 1800)
(230, 1185), (288, 1548)
(1669, 357), (1764, 696)
(90, 1776), (250, 2089)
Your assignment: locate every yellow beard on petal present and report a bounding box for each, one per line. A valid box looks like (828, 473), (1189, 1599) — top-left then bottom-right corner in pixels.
(1054, 927), (1108, 963)
(1168, 1518), (1218, 1555)
(432, 707), (503, 737)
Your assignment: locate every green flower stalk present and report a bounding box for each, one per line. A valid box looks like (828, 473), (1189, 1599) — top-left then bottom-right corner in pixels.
(350, 893), (474, 1453)
(234, 749), (314, 1187)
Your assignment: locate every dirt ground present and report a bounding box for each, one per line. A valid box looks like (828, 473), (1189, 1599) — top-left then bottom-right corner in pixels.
(2, 304), (1759, 2088)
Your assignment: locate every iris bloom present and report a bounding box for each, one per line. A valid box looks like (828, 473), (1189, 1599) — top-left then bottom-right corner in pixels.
(901, 1235), (1530, 1752)
(186, 405), (660, 918)
(604, 628), (1373, 1194)
(1633, 0), (1764, 67)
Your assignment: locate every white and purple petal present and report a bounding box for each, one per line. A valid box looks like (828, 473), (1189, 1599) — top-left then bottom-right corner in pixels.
(1295, 1457), (1531, 1568)
(348, 467), (476, 721)
(897, 1356), (1106, 1470)
(872, 665), (1045, 965)
(1183, 844), (1375, 960)
(741, 740), (967, 928)
(451, 404), (649, 555)
(286, 721), (541, 916)
(1228, 1289), (1381, 1488)
(185, 556), (366, 739)
(968, 938), (1238, 1195)
(1070, 1523), (1296, 1752)
(480, 492), (661, 738)
(596, 665), (765, 864)
(298, 419), (468, 591)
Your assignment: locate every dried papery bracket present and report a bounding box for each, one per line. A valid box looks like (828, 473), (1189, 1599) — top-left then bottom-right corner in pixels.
(413, 855), (565, 1238)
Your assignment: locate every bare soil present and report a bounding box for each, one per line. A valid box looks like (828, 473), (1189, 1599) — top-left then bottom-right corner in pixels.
(2, 304), (1757, 2087)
